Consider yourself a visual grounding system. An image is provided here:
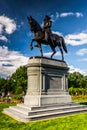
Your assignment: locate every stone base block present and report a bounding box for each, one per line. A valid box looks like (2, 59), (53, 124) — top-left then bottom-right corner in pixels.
(24, 95), (72, 107)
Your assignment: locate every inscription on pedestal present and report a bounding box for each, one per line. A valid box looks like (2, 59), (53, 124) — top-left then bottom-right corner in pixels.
(50, 76), (62, 89)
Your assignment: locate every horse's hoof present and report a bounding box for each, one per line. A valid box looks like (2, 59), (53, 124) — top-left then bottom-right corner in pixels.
(41, 55), (43, 57)
(51, 56), (53, 59)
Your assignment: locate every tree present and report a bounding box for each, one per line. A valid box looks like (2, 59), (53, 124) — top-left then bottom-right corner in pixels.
(10, 66), (27, 94)
(68, 72), (86, 88)
(0, 78), (7, 94)
(0, 66), (27, 95)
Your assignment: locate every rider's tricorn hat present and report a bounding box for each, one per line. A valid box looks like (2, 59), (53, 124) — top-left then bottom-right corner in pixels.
(44, 15), (51, 21)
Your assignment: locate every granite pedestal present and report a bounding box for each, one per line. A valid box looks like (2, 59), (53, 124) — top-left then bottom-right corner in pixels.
(4, 57), (87, 122)
(24, 56), (72, 106)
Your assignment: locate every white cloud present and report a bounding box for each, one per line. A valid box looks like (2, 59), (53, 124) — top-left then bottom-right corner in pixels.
(75, 12), (83, 18)
(60, 12), (74, 17)
(51, 12), (84, 22)
(0, 46), (28, 77)
(76, 48), (87, 56)
(0, 15), (16, 42)
(51, 12), (83, 23)
(0, 35), (8, 42)
(69, 65), (87, 75)
(60, 12), (83, 18)
(52, 31), (63, 36)
(43, 51), (61, 57)
(0, 24), (3, 33)
(65, 33), (87, 46)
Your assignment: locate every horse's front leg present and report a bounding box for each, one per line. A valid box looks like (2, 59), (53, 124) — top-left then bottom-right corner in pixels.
(38, 43), (43, 57)
(30, 39), (35, 50)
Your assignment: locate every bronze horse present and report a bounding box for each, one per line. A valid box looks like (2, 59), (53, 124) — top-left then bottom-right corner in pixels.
(27, 16), (67, 60)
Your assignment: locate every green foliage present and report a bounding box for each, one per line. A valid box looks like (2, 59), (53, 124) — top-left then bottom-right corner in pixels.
(69, 87), (87, 95)
(0, 78), (7, 94)
(68, 72), (87, 96)
(0, 103), (87, 130)
(12, 94), (22, 100)
(0, 65), (27, 95)
(15, 86), (23, 94)
(10, 66), (27, 94)
(68, 72), (87, 88)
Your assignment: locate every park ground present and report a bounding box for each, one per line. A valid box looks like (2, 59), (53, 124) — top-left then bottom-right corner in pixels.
(0, 96), (87, 130)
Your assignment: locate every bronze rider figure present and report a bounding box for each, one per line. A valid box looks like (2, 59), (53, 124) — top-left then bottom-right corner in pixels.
(43, 15), (53, 44)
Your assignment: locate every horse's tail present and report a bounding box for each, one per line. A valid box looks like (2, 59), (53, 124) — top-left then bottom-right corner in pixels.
(60, 37), (68, 53)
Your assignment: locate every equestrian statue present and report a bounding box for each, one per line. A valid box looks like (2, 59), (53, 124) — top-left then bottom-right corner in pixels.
(27, 15), (67, 61)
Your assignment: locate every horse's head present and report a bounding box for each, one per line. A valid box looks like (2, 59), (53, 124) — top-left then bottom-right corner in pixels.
(27, 16), (42, 33)
(27, 16), (35, 32)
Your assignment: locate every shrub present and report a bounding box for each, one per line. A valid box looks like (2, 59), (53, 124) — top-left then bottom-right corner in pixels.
(69, 87), (87, 96)
(12, 94), (22, 100)
(15, 86), (23, 94)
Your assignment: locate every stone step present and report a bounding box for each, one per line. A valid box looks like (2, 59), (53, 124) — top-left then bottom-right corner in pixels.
(17, 103), (79, 110)
(28, 107), (87, 121)
(3, 108), (29, 122)
(29, 105), (87, 116)
(3, 104), (87, 122)
(3, 105), (87, 122)
(9, 106), (29, 115)
(9, 104), (87, 116)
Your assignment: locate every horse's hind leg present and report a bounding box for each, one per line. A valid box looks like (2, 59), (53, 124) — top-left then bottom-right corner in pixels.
(50, 45), (56, 59)
(51, 51), (56, 59)
(40, 47), (43, 57)
(59, 47), (64, 61)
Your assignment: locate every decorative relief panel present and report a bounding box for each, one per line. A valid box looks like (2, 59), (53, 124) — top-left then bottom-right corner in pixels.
(50, 76), (62, 90)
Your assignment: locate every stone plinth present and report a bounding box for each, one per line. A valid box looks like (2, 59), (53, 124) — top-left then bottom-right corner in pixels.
(24, 57), (72, 106)
(4, 57), (87, 122)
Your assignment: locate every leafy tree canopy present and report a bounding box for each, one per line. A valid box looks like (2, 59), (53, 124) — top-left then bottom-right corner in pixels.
(0, 66), (27, 95)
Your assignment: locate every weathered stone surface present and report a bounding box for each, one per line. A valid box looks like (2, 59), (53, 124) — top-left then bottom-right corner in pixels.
(24, 56), (71, 106)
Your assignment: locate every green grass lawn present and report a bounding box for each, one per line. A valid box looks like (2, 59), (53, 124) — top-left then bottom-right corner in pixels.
(0, 103), (87, 130)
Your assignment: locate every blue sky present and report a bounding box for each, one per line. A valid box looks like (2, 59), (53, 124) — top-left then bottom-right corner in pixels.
(0, 0), (87, 77)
